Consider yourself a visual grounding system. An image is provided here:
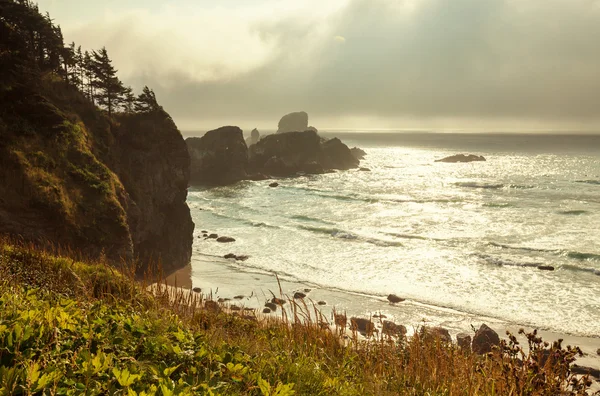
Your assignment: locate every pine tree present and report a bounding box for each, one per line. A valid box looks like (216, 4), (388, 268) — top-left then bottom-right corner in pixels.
(121, 86), (136, 113)
(134, 86), (162, 113)
(91, 47), (124, 117)
(82, 50), (95, 102)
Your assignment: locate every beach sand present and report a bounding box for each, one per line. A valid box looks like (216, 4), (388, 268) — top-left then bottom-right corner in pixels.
(166, 254), (600, 387)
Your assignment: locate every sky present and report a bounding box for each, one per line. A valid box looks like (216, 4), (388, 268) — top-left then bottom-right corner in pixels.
(37, 0), (600, 132)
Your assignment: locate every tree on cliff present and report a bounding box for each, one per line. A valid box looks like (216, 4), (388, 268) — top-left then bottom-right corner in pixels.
(135, 86), (163, 113)
(91, 47), (124, 118)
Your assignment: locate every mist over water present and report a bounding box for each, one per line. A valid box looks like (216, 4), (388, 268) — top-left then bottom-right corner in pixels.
(188, 132), (600, 336)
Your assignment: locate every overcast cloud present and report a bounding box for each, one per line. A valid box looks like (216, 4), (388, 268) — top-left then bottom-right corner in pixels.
(38, 0), (600, 131)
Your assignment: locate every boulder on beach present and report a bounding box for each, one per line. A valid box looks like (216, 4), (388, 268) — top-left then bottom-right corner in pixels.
(217, 236), (236, 243)
(263, 308), (271, 314)
(359, 167), (371, 172)
(271, 297), (286, 305)
(457, 333), (472, 350)
(207, 234), (218, 239)
(387, 294), (405, 303)
(224, 253), (236, 259)
(269, 182), (279, 188)
(350, 317), (376, 336)
(186, 126), (249, 185)
(318, 301), (327, 306)
(435, 154), (486, 163)
(293, 292), (307, 299)
(382, 321), (407, 337)
(421, 326), (452, 343)
(265, 302), (278, 311)
(192, 287), (201, 293)
(277, 111), (309, 133)
(472, 324), (500, 354)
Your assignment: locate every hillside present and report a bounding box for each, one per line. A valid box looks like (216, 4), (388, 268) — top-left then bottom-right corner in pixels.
(0, 1), (193, 273)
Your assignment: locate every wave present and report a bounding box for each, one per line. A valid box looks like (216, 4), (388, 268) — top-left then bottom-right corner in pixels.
(455, 182), (504, 190)
(482, 202), (513, 208)
(475, 254), (600, 276)
(204, 210), (281, 229)
(575, 180), (600, 185)
(488, 242), (600, 262)
(557, 210), (588, 216)
(299, 225), (403, 247)
(290, 215), (336, 225)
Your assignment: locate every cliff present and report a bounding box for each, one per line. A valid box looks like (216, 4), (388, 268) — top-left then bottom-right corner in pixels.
(0, 79), (193, 274)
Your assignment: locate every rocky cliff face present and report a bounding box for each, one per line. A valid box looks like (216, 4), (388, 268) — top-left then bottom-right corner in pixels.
(186, 126), (248, 185)
(0, 81), (194, 274)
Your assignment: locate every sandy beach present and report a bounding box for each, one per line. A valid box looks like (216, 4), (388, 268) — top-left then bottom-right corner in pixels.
(166, 254), (600, 385)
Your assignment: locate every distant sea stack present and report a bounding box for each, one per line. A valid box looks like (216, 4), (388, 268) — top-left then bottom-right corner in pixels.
(0, 84), (194, 274)
(186, 112), (364, 185)
(436, 154), (486, 163)
(246, 128), (261, 147)
(277, 111), (309, 133)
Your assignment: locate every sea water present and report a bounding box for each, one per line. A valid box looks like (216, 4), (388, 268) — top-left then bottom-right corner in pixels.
(187, 132), (600, 336)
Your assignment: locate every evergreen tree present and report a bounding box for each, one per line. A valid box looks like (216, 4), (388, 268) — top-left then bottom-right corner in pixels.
(82, 50), (95, 102)
(120, 86), (135, 113)
(134, 86), (162, 113)
(91, 47), (124, 117)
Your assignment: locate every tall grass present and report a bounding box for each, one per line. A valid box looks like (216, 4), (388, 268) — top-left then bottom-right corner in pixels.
(0, 236), (596, 395)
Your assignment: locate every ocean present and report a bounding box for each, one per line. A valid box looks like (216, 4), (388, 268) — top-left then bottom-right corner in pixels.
(186, 132), (600, 337)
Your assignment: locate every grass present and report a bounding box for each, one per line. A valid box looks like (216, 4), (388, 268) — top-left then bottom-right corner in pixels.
(0, 236), (596, 395)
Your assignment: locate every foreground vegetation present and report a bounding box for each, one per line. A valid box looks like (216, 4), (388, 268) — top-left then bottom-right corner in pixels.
(0, 237), (596, 395)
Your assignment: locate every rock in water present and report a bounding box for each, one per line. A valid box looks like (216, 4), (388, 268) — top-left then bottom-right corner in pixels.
(319, 138), (360, 170)
(293, 292), (307, 299)
(192, 287), (202, 293)
(277, 111), (309, 133)
(350, 147), (367, 160)
(216, 236), (236, 243)
(456, 333), (472, 350)
(387, 294), (405, 303)
(435, 154), (486, 163)
(472, 324), (500, 354)
(269, 182), (280, 188)
(246, 128), (260, 146)
(186, 126), (248, 185)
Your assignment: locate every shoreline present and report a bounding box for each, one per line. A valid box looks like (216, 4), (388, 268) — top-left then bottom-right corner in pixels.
(167, 255), (600, 375)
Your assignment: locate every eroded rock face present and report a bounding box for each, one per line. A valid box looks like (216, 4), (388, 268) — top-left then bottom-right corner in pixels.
(187, 126), (248, 185)
(277, 111), (309, 133)
(435, 154), (486, 163)
(111, 110), (195, 274)
(249, 130), (321, 175)
(472, 324), (500, 354)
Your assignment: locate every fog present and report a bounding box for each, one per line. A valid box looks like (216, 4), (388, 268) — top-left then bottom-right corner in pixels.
(38, 0), (600, 131)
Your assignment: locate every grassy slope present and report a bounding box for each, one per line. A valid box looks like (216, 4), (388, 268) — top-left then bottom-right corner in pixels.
(0, 239), (594, 395)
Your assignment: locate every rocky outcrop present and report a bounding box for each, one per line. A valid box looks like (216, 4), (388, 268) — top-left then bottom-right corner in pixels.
(0, 82), (194, 275)
(472, 324), (500, 354)
(112, 110), (194, 273)
(248, 130), (359, 177)
(421, 327), (452, 343)
(246, 128), (260, 147)
(350, 147), (367, 160)
(436, 154), (486, 163)
(319, 138), (360, 170)
(277, 111), (309, 133)
(186, 126), (248, 185)
(350, 317), (375, 336)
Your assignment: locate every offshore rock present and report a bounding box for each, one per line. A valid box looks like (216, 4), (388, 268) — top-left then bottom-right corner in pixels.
(435, 154), (486, 163)
(246, 128), (260, 147)
(277, 111), (309, 133)
(186, 126), (248, 185)
(350, 147), (367, 160)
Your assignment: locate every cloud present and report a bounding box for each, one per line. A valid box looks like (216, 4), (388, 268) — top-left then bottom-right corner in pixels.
(43, 0), (600, 130)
